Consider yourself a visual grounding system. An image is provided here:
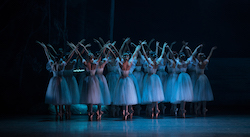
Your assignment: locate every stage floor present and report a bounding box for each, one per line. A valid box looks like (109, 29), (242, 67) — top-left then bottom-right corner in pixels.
(1, 114), (250, 137)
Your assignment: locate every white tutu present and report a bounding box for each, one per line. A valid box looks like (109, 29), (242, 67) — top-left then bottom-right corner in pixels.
(113, 71), (138, 105)
(141, 69), (165, 103)
(45, 72), (72, 105)
(133, 66), (145, 98)
(157, 70), (168, 85)
(63, 70), (80, 104)
(193, 69), (213, 101)
(79, 70), (104, 105)
(163, 73), (178, 102)
(129, 73), (141, 104)
(171, 72), (193, 103)
(96, 73), (111, 105)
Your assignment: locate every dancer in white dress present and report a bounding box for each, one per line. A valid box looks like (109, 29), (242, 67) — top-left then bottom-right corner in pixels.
(193, 46), (217, 116)
(171, 44), (203, 118)
(78, 43), (110, 121)
(113, 41), (141, 120)
(37, 41), (73, 120)
(141, 42), (167, 118)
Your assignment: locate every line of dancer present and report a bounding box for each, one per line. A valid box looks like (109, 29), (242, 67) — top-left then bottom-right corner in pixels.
(37, 37), (217, 121)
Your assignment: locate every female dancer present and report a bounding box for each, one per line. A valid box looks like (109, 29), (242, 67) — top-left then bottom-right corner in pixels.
(113, 41), (142, 120)
(193, 46), (217, 116)
(163, 46), (179, 116)
(78, 43), (108, 121)
(37, 41), (72, 120)
(95, 43), (113, 118)
(141, 42), (167, 118)
(171, 44), (203, 118)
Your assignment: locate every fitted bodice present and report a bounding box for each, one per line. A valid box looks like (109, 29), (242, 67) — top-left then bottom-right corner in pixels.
(96, 68), (104, 75)
(122, 70), (130, 77)
(196, 66), (205, 75)
(135, 66), (142, 71)
(88, 69), (96, 76)
(63, 69), (73, 77)
(179, 67), (187, 73)
(148, 67), (157, 74)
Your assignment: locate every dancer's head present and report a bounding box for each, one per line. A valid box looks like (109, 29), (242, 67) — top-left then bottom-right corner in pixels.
(198, 53), (206, 61)
(123, 53), (130, 61)
(179, 52), (186, 61)
(149, 51), (157, 60)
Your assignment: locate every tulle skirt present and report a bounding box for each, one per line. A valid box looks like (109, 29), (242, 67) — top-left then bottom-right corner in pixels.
(171, 72), (193, 103)
(188, 71), (198, 89)
(45, 76), (72, 105)
(157, 71), (168, 85)
(133, 71), (145, 97)
(113, 77), (138, 105)
(129, 73), (141, 104)
(163, 73), (178, 102)
(96, 74), (111, 105)
(64, 75), (80, 104)
(106, 72), (120, 103)
(141, 74), (165, 104)
(79, 75), (104, 105)
(193, 74), (214, 101)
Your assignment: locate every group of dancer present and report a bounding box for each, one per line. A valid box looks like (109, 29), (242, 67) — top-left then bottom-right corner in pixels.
(37, 37), (217, 121)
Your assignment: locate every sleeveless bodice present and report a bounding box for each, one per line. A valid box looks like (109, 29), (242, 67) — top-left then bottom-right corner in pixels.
(135, 66), (142, 71)
(63, 69), (73, 77)
(148, 67), (157, 74)
(196, 66), (205, 75)
(88, 70), (96, 76)
(158, 65), (166, 71)
(122, 70), (130, 77)
(53, 70), (64, 77)
(180, 67), (187, 73)
(188, 59), (198, 72)
(96, 68), (104, 75)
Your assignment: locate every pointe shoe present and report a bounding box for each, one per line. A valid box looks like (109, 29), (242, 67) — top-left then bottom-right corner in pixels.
(129, 108), (134, 119)
(180, 109), (186, 118)
(202, 108), (208, 117)
(58, 112), (63, 121)
(174, 108), (178, 117)
(88, 112), (94, 121)
(122, 111), (129, 120)
(96, 110), (104, 121)
(155, 109), (160, 118)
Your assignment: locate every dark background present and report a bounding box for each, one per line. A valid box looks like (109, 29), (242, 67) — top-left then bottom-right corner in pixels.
(0, 0), (249, 115)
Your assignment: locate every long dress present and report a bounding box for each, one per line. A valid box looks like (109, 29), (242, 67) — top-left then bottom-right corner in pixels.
(163, 61), (178, 102)
(96, 67), (111, 105)
(141, 63), (165, 104)
(187, 58), (198, 91)
(45, 60), (72, 105)
(171, 61), (193, 103)
(128, 59), (141, 104)
(157, 59), (168, 85)
(79, 67), (104, 105)
(193, 60), (214, 101)
(106, 57), (121, 103)
(113, 70), (138, 105)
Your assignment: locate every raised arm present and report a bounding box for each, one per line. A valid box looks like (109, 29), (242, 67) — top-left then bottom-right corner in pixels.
(119, 37), (130, 57)
(37, 41), (51, 62)
(207, 46), (217, 60)
(156, 42), (167, 64)
(155, 41), (159, 56)
(190, 44), (203, 58)
(94, 38), (104, 48)
(141, 41), (154, 66)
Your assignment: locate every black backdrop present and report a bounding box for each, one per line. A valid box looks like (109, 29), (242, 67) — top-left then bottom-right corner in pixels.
(0, 0), (249, 114)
